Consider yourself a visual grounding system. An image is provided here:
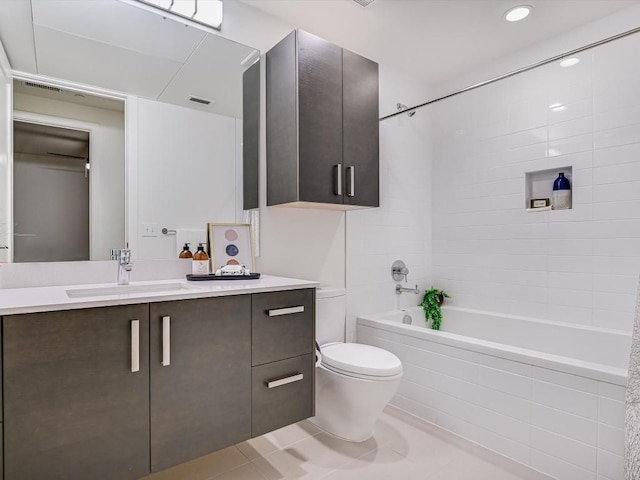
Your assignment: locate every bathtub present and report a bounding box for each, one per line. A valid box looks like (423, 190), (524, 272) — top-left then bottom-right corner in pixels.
(357, 306), (630, 480)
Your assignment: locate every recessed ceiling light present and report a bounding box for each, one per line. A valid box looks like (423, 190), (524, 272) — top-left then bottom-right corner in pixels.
(560, 57), (580, 68)
(504, 5), (532, 22)
(549, 103), (566, 112)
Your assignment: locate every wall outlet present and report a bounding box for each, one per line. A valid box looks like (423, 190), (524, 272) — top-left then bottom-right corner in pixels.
(142, 223), (159, 237)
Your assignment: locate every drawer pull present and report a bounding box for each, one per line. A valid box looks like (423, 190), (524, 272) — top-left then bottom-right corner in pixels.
(162, 316), (171, 366)
(267, 305), (305, 317)
(266, 373), (304, 389)
(131, 319), (140, 373)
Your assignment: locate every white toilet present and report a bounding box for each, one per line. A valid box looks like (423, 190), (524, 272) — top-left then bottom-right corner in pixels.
(310, 287), (403, 442)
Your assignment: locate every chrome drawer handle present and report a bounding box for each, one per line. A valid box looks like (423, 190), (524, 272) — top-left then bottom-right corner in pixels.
(346, 166), (355, 197)
(131, 319), (140, 373)
(162, 316), (171, 366)
(334, 164), (342, 196)
(267, 305), (305, 317)
(266, 373), (304, 389)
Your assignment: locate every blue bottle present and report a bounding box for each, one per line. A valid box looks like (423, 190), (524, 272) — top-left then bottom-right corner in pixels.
(552, 172), (571, 210)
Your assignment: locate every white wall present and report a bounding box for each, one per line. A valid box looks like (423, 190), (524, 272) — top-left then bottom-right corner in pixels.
(13, 92), (125, 260)
(345, 65), (432, 341)
(134, 97), (238, 260)
(431, 30), (640, 332)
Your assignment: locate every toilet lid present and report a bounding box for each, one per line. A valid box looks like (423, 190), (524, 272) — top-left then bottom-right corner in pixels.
(320, 343), (402, 378)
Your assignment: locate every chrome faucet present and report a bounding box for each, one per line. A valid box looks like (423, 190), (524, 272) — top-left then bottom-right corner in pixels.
(111, 248), (132, 285)
(396, 284), (420, 295)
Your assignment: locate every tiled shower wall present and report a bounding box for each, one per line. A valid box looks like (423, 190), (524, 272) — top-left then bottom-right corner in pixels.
(432, 32), (640, 332)
(345, 66), (432, 342)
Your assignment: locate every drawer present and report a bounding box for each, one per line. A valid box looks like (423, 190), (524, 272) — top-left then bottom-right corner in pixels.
(251, 354), (314, 437)
(252, 289), (314, 366)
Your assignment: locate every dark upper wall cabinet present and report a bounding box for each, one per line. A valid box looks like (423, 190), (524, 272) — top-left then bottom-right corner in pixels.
(243, 59), (260, 210)
(266, 30), (379, 209)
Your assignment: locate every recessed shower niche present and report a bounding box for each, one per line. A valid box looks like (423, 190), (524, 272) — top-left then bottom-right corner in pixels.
(525, 166), (573, 212)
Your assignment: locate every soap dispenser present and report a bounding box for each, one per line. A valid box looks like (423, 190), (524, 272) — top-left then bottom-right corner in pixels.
(192, 243), (210, 275)
(179, 243), (193, 259)
(552, 172), (571, 210)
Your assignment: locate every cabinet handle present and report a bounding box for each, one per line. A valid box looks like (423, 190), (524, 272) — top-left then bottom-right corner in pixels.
(346, 166), (355, 197)
(267, 305), (305, 317)
(131, 319), (140, 373)
(162, 316), (171, 367)
(334, 164), (342, 196)
(266, 373), (304, 389)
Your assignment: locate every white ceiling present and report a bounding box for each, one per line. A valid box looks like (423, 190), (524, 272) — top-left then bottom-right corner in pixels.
(240, 0), (640, 86)
(0, 0), (258, 118)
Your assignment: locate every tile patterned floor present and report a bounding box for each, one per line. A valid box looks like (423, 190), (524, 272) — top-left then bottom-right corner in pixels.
(140, 406), (552, 480)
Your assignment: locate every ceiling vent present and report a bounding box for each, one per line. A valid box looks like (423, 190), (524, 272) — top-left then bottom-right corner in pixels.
(188, 96), (212, 105)
(352, 0), (376, 6)
(23, 81), (61, 93)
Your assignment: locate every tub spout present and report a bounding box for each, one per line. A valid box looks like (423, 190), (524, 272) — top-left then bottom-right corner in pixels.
(396, 284), (420, 295)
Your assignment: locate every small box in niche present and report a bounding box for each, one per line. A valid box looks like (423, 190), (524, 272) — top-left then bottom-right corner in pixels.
(530, 198), (550, 209)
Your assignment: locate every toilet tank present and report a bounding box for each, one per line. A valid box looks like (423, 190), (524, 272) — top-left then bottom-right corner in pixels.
(315, 287), (346, 345)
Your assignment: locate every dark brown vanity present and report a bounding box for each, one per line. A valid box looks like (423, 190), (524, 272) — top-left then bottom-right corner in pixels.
(1, 287), (315, 479)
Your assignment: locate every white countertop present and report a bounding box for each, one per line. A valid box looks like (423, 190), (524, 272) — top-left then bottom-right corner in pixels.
(0, 275), (319, 316)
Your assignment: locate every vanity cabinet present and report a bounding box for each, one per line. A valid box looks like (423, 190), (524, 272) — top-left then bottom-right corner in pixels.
(149, 295), (251, 472)
(266, 29), (379, 209)
(3, 304), (151, 480)
(251, 289), (315, 436)
(1, 287), (315, 479)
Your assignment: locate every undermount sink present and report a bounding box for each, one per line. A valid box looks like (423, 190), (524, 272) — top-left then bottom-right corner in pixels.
(66, 282), (196, 298)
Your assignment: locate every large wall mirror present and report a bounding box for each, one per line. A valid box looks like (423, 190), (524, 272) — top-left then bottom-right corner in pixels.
(0, 0), (260, 263)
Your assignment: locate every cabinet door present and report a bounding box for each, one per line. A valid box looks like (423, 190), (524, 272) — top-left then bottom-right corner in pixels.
(3, 304), (150, 480)
(343, 49), (379, 207)
(297, 30), (344, 205)
(149, 296), (251, 472)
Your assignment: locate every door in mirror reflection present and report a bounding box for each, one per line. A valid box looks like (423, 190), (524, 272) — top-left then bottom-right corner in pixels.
(13, 121), (90, 262)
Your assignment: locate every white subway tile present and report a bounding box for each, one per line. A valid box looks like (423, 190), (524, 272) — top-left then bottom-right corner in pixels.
(532, 404), (597, 445)
(548, 117), (593, 141)
(594, 142), (640, 168)
(599, 382), (626, 401)
(547, 287), (593, 309)
(548, 98), (593, 125)
(531, 427), (597, 471)
(598, 423), (625, 456)
(594, 161), (640, 184)
(477, 366), (532, 400)
(531, 449), (597, 480)
(594, 104), (640, 131)
(532, 380), (598, 419)
(593, 181), (640, 203)
(548, 272), (593, 291)
(548, 133), (593, 157)
(598, 397), (625, 429)
(594, 125), (640, 149)
(531, 367), (598, 394)
(597, 449), (624, 480)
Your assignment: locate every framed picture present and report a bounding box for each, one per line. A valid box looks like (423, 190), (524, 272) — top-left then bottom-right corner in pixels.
(207, 223), (255, 271)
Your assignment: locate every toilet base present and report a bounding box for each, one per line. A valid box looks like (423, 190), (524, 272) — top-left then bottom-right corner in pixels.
(312, 364), (402, 443)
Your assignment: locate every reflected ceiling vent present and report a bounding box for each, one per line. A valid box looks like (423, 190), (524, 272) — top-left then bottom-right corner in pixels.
(188, 96), (212, 105)
(352, 0), (376, 6)
(23, 81), (61, 93)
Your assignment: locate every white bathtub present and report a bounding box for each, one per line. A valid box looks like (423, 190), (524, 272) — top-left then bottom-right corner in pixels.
(357, 306), (630, 480)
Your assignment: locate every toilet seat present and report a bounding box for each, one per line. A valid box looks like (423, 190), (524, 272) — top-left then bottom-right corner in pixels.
(320, 343), (402, 380)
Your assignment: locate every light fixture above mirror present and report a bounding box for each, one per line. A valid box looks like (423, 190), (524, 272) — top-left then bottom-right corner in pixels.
(128, 0), (223, 31)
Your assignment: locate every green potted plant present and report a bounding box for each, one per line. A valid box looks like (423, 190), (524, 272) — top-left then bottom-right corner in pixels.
(419, 288), (450, 330)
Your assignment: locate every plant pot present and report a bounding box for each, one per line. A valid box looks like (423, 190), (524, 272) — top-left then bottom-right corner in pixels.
(435, 293), (445, 306)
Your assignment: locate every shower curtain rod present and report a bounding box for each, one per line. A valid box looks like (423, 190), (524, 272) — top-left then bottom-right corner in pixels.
(380, 25), (640, 122)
